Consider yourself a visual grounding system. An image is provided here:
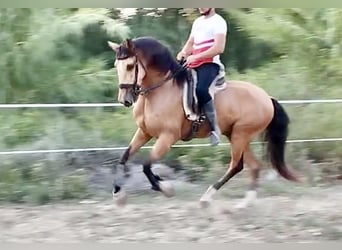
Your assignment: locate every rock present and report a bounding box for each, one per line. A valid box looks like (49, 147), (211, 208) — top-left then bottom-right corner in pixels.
(307, 228), (322, 236)
(79, 200), (98, 204)
(244, 224), (260, 230)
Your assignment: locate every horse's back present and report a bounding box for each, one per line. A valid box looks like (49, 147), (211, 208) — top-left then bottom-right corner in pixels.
(226, 80), (271, 99)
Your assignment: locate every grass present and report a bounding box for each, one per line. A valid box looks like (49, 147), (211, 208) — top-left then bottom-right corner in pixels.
(0, 160), (92, 205)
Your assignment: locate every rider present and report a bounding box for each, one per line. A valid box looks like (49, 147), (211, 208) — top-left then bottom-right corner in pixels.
(177, 8), (228, 146)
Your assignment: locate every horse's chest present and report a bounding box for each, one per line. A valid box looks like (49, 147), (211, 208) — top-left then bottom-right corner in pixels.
(133, 108), (164, 135)
(132, 96), (180, 136)
(142, 112), (163, 131)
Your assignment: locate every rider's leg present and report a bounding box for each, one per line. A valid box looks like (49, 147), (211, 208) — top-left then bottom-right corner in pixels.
(195, 63), (221, 146)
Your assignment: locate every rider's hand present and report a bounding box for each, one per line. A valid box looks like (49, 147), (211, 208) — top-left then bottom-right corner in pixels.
(176, 51), (187, 61)
(185, 54), (198, 65)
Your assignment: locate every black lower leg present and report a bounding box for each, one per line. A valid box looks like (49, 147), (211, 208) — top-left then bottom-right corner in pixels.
(120, 146), (131, 177)
(213, 154), (244, 190)
(112, 146), (132, 194)
(119, 146), (131, 164)
(143, 162), (163, 191)
(113, 184), (121, 193)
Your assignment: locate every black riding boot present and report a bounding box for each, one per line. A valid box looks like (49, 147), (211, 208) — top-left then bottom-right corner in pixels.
(203, 100), (221, 146)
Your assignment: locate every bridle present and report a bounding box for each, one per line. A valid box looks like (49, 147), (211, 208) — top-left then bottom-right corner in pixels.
(116, 53), (186, 98)
(116, 54), (142, 99)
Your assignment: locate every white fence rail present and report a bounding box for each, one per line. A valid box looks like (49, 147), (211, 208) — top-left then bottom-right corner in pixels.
(0, 99), (341, 155)
(1, 99), (342, 109)
(0, 138), (342, 156)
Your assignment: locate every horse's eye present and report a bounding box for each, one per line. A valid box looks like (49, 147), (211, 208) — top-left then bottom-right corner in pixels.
(126, 64), (134, 71)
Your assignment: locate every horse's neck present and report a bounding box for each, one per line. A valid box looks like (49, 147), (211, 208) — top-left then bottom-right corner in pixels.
(136, 79), (182, 114)
(132, 79), (188, 136)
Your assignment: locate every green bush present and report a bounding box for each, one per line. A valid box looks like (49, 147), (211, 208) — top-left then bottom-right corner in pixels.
(0, 161), (91, 205)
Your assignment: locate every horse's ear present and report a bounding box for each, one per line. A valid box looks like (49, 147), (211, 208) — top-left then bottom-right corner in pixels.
(124, 38), (134, 51)
(107, 41), (119, 51)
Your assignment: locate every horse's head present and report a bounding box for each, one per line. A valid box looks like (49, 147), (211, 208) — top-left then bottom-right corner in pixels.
(108, 38), (147, 107)
(108, 37), (188, 107)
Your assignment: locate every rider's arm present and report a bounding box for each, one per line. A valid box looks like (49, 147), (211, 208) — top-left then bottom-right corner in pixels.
(193, 17), (227, 60)
(180, 35), (194, 56)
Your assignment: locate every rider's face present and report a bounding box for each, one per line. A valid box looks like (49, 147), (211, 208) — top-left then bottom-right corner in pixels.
(198, 8), (211, 15)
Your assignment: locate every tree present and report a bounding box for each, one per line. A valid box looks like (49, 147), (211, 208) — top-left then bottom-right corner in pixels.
(229, 8), (342, 84)
(0, 8), (130, 103)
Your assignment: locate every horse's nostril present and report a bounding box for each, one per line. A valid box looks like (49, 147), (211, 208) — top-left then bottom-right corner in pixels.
(124, 101), (131, 107)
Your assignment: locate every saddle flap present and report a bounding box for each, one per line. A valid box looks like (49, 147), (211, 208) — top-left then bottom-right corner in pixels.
(183, 70), (199, 121)
(183, 67), (227, 121)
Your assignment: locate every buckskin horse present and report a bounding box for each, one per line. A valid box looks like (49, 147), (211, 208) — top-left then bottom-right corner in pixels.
(107, 37), (299, 208)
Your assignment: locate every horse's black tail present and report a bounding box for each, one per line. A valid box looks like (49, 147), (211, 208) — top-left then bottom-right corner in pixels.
(264, 98), (300, 182)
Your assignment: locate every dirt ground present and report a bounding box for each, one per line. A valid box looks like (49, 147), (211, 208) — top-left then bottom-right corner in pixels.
(0, 180), (341, 243)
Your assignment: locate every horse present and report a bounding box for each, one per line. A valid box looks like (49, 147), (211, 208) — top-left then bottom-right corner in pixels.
(107, 36), (300, 208)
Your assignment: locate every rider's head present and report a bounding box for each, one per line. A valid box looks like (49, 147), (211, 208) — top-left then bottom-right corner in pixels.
(198, 8), (215, 16)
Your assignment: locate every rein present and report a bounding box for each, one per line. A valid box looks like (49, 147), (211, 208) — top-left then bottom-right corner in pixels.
(139, 65), (186, 95)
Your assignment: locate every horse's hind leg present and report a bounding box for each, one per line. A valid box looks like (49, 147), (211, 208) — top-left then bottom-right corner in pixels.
(235, 145), (262, 209)
(199, 129), (249, 207)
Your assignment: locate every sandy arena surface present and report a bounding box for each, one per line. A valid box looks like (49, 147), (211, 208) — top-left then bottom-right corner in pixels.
(0, 183), (341, 243)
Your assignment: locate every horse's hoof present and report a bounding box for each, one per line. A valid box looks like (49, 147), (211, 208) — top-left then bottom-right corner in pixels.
(199, 185), (216, 208)
(235, 190), (257, 210)
(113, 188), (127, 207)
(159, 181), (175, 198)
(199, 199), (211, 209)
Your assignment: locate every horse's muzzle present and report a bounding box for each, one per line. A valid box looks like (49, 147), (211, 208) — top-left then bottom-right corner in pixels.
(123, 100), (133, 107)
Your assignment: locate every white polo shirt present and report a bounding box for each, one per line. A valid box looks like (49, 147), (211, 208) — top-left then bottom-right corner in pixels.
(189, 13), (227, 69)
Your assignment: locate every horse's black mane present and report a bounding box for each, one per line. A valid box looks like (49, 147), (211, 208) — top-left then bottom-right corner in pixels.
(116, 37), (188, 86)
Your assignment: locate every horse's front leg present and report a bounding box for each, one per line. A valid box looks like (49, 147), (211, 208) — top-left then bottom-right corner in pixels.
(142, 133), (178, 197)
(113, 128), (151, 195)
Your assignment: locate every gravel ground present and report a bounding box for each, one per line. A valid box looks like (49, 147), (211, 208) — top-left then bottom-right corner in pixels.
(0, 183), (341, 243)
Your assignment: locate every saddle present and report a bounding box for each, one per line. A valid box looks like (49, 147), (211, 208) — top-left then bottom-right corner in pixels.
(182, 66), (227, 122)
